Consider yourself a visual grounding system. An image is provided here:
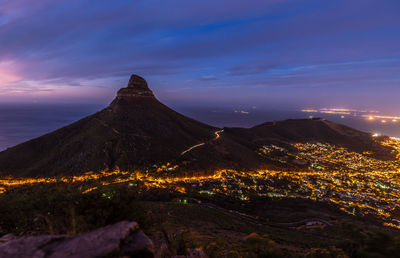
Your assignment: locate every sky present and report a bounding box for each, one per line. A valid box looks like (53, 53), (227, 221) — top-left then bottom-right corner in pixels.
(0, 0), (399, 111)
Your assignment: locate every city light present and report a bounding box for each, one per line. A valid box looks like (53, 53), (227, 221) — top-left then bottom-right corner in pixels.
(301, 108), (400, 123)
(1, 136), (400, 230)
(0, 136), (400, 227)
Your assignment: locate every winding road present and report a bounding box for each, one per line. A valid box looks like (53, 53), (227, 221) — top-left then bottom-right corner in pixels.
(180, 129), (224, 156)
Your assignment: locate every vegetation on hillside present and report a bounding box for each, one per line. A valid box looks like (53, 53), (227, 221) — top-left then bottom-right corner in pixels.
(1, 179), (400, 257)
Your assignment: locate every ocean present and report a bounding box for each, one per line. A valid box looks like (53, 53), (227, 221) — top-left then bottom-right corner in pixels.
(0, 103), (399, 151)
(0, 103), (104, 151)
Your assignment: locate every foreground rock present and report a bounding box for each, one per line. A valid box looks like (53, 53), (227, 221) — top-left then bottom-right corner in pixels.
(173, 248), (208, 258)
(0, 221), (154, 258)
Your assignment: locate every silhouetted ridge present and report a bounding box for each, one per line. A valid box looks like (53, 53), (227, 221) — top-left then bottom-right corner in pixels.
(224, 118), (394, 160)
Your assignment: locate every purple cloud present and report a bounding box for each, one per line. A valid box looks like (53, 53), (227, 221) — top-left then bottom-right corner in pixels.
(0, 0), (399, 110)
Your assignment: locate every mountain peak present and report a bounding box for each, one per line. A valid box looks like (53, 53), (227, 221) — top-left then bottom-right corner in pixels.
(127, 74), (149, 90)
(117, 74), (154, 99)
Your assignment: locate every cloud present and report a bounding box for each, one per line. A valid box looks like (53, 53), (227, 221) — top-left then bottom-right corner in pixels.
(191, 76), (219, 82)
(0, 0), (399, 108)
(0, 60), (22, 85)
(227, 63), (281, 76)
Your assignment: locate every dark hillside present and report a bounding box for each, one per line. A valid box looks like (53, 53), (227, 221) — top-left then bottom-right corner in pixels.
(0, 75), (217, 176)
(225, 118), (395, 160)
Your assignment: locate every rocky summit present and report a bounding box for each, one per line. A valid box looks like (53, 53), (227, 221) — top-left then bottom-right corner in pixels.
(117, 74), (155, 99)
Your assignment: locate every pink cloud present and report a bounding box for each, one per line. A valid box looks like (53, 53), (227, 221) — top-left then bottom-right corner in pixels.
(0, 60), (22, 85)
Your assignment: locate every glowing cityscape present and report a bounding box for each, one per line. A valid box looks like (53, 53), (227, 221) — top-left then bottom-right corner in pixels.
(2, 136), (400, 230)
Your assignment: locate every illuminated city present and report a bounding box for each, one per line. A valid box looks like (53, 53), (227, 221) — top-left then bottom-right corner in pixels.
(2, 136), (400, 231)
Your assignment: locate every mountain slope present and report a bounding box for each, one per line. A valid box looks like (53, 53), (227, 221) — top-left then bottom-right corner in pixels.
(0, 75), (218, 176)
(224, 118), (394, 160)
